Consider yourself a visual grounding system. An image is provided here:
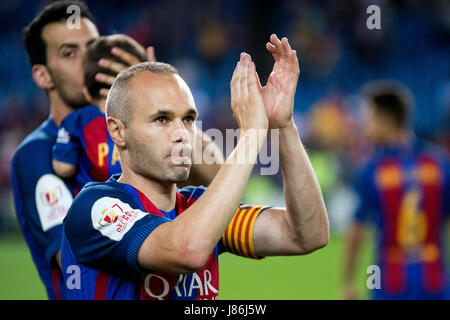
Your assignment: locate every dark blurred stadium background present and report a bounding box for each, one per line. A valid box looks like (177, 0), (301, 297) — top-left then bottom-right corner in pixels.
(0, 0), (448, 299)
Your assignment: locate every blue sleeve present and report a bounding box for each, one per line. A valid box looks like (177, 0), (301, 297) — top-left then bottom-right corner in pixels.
(52, 112), (81, 166)
(177, 185), (207, 200)
(11, 141), (74, 264)
(64, 186), (171, 274)
(352, 165), (377, 224)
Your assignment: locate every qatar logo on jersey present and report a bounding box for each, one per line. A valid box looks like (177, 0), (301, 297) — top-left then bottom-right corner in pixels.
(141, 254), (219, 300)
(91, 197), (148, 241)
(35, 174), (73, 232)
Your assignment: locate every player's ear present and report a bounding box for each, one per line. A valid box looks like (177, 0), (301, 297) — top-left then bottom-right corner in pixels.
(31, 64), (54, 90)
(82, 86), (95, 105)
(107, 116), (126, 148)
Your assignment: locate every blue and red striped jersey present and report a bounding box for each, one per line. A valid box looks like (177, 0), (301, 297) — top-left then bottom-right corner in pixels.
(353, 139), (450, 299)
(53, 105), (121, 193)
(11, 117), (74, 300)
(61, 175), (270, 299)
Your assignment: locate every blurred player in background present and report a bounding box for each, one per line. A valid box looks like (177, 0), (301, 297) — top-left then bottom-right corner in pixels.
(52, 34), (148, 194)
(343, 81), (450, 300)
(11, 1), (99, 300)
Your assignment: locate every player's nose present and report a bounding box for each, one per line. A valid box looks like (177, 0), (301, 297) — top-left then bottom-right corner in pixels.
(171, 120), (190, 144)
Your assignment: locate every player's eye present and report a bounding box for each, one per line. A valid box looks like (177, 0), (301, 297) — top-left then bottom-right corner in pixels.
(155, 116), (168, 124)
(62, 49), (76, 58)
(183, 115), (195, 124)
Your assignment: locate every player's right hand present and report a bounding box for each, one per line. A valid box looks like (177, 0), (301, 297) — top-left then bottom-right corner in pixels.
(230, 53), (268, 133)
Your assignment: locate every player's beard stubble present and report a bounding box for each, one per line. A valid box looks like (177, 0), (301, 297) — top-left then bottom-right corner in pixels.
(125, 130), (192, 184)
(47, 66), (88, 109)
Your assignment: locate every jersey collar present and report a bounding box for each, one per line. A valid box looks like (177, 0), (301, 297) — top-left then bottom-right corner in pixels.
(41, 116), (59, 138)
(107, 174), (188, 220)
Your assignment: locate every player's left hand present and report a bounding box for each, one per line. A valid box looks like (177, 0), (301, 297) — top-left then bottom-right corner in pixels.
(96, 46), (157, 97)
(256, 34), (300, 129)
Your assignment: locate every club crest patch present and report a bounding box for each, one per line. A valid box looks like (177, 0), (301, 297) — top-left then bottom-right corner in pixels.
(91, 197), (148, 241)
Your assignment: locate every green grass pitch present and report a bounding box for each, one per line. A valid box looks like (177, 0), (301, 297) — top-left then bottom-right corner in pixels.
(0, 233), (374, 300)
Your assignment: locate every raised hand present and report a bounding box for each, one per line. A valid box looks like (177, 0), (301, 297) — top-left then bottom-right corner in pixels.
(96, 45), (156, 97)
(230, 53), (268, 133)
(257, 34), (300, 129)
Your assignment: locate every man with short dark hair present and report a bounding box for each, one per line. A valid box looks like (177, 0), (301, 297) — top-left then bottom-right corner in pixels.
(343, 81), (450, 300)
(12, 1), (99, 300)
(362, 81), (413, 146)
(52, 34), (147, 190)
(22, 1), (96, 111)
(61, 35), (330, 300)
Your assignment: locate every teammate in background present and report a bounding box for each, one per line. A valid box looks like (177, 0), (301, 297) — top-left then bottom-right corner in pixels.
(11, 1), (218, 300)
(61, 35), (329, 299)
(11, 1), (99, 300)
(343, 81), (450, 300)
(52, 35), (147, 194)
